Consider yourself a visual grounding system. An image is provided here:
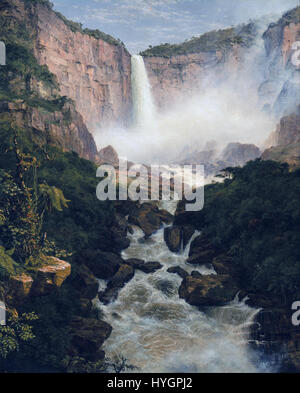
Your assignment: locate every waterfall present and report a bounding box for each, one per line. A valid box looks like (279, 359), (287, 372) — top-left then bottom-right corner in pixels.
(94, 202), (271, 373)
(131, 55), (156, 128)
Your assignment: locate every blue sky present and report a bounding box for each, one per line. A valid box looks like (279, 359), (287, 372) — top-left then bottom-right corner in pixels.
(52, 0), (299, 53)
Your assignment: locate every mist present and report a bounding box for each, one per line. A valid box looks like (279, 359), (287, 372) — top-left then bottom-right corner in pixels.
(94, 27), (277, 165)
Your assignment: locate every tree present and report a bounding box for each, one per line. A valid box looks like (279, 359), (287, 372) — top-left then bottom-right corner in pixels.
(0, 134), (69, 265)
(0, 312), (38, 359)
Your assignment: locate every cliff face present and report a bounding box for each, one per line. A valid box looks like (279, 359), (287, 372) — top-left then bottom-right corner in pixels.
(259, 7), (300, 115)
(34, 3), (132, 131)
(143, 47), (245, 108)
(141, 24), (257, 109)
(0, 0), (117, 161)
(262, 106), (300, 169)
(0, 100), (98, 161)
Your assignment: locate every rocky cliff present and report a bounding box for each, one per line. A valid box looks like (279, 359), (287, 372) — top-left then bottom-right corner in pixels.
(259, 7), (300, 115)
(33, 2), (132, 131)
(262, 106), (300, 169)
(0, 0), (99, 161)
(141, 23), (257, 109)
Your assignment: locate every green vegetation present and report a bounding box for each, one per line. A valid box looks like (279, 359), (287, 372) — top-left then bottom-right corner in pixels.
(141, 23), (257, 58)
(0, 131), (71, 269)
(0, 312), (38, 360)
(39, 149), (115, 254)
(0, 123), (115, 371)
(0, 12), (60, 111)
(191, 160), (300, 303)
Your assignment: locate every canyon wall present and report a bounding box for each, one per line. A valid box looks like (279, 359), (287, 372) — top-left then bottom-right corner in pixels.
(0, 0), (98, 161)
(141, 24), (257, 109)
(259, 7), (300, 115)
(33, 3), (132, 132)
(262, 106), (300, 169)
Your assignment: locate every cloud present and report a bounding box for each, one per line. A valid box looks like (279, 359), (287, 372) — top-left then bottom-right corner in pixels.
(52, 0), (299, 53)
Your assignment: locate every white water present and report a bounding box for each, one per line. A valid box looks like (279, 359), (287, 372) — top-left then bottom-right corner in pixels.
(97, 219), (266, 373)
(131, 55), (156, 128)
(93, 53), (274, 372)
(95, 49), (276, 165)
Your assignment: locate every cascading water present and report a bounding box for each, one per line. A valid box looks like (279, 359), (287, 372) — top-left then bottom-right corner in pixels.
(93, 51), (273, 373)
(95, 205), (269, 373)
(131, 55), (156, 128)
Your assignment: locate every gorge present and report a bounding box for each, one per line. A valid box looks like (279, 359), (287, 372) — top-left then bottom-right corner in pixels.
(0, 0), (299, 374)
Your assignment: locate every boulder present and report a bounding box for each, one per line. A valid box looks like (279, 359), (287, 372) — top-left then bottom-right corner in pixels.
(70, 317), (112, 356)
(182, 225), (195, 249)
(32, 257), (71, 296)
(179, 274), (239, 307)
(99, 264), (134, 304)
(98, 145), (119, 167)
(187, 251), (216, 265)
(212, 255), (236, 276)
(128, 203), (173, 237)
(108, 264), (134, 288)
(98, 287), (119, 305)
(83, 250), (122, 280)
(73, 265), (99, 300)
(139, 261), (163, 274)
(8, 273), (34, 302)
(167, 266), (188, 279)
(187, 235), (217, 265)
(164, 226), (182, 253)
(124, 258), (145, 269)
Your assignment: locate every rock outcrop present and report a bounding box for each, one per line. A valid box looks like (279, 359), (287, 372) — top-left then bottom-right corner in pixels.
(32, 257), (71, 296)
(32, 1), (132, 131)
(141, 23), (257, 109)
(8, 273), (34, 303)
(260, 7), (300, 115)
(70, 316), (112, 361)
(99, 264), (134, 304)
(7, 257), (71, 303)
(220, 143), (261, 167)
(164, 226), (182, 253)
(128, 203), (173, 237)
(125, 258), (162, 274)
(167, 266), (188, 279)
(187, 235), (217, 266)
(98, 145), (119, 167)
(0, 100), (98, 162)
(179, 274), (239, 307)
(83, 250), (123, 280)
(73, 265), (99, 301)
(138, 261), (162, 274)
(263, 106), (300, 169)
(0, 0), (100, 161)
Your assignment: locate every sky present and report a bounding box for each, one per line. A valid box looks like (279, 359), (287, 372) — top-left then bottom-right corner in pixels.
(52, 0), (299, 53)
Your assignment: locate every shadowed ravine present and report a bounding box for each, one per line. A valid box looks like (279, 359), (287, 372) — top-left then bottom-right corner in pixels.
(95, 207), (271, 373)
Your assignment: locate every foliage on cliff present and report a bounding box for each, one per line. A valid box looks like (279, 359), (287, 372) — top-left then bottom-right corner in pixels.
(141, 23), (257, 58)
(23, 0), (126, 48)
(0, 124), (115, 371)
(267, 6), (300, 30)
(191, 160), (300, 303)
(0, 133), (70, 275)
(0, 3), (68, 112)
